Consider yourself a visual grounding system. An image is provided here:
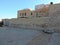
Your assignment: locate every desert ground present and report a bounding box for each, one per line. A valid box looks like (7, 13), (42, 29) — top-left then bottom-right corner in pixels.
(0, 27), (41, 45)
(0, 27), (60, 45)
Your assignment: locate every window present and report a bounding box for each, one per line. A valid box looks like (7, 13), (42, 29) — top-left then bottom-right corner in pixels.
(20, 13), (21, 16)
(25, 13), (26, 16)
(36, 13), (41, 17)
(22, 13), (24, 16)
(36, 13), (38, 15)
(31, 12), (33, 15)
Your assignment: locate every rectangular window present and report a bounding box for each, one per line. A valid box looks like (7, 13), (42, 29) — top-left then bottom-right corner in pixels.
(22, 13), (24, 16)
(20, 13), (21, 16)
(31, 12), (33, 15)
(25, 13), (26, 16)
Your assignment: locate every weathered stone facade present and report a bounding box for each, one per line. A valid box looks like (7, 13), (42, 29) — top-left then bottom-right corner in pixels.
(17, 4), (49, 18)
(2, 3), (60, 29)
(48, 3), (60, 27)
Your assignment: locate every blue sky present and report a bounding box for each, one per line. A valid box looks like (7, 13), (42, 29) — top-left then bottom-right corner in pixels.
(0, 0), (60, 19)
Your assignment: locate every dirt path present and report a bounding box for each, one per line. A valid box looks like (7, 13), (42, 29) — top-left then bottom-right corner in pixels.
(27, 32), (52, 45)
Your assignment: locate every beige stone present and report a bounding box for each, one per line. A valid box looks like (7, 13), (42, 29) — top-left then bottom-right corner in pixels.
(27, 32), (52, 45)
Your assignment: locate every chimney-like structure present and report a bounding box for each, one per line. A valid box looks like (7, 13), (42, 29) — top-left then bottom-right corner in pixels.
(50, 2), (53, 5)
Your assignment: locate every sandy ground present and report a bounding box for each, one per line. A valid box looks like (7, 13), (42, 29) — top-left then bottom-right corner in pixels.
(47, 33), (60, 45)
(0, 27), (41, 45)
(27, 32), (52, 45)
(27, 32), (60, 45)
(0, 27), (60, 45)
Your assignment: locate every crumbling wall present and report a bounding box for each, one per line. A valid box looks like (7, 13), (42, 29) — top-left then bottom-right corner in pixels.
(47, 4), (60, 28)
(2, 17), (49, 29)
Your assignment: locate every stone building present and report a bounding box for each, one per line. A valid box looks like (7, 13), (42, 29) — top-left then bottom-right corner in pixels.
(17, 9), (36, 18)
(48, 3), (60, 28)
(3, 2), (60, 29)
(17, 4), (49, 18)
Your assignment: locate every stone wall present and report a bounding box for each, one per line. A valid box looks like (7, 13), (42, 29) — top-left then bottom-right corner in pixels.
(48, 4), (60, 27)
(3, 17), (49, 29)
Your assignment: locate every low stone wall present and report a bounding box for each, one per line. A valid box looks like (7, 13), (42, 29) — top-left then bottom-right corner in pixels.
(8, 23), (43, 30)
(2, 17), (50, 30)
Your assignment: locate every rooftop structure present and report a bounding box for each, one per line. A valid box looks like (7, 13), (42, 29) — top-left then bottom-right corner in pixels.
(17, 4), (49, 18)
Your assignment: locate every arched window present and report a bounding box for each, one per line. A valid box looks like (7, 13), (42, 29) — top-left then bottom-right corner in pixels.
(25, 13), (26, 16)
(31, 12), (33, 15)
